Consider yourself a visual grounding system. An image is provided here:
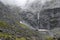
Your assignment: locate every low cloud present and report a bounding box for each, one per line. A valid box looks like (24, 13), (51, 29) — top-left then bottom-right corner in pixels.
(0, 0), (52, 7)
(40, 0), (51, 4)
(0, 0), (27, 7)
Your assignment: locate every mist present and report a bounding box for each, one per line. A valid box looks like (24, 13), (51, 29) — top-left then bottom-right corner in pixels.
(0, 0), (51, 7)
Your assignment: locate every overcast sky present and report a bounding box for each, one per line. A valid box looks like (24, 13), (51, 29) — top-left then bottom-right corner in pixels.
(0, 0), (51, 7)
(0, 0), (35, 6)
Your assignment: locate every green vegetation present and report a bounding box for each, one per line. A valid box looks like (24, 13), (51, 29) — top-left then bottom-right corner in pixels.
(20, 23), (28, 28)
(0, 21), (10, 28)
(0, 32), (14, 40)
(0, 21), (8, 27)
(16, 37), (26, 40)
(16, 21), (29, 29)
(0, 21), (40, 40)
(45, 36), (54, 40)
(0, 32), (26, 40)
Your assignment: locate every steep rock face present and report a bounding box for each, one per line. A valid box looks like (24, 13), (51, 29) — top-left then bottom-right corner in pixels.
(40, 7), (60, 29)
(0, 1), (21, 25)
(0, 2), (13, 24)
(23, 0), (60, 29)
(43, 0), (60, 9)
(37, 0), (60, 29)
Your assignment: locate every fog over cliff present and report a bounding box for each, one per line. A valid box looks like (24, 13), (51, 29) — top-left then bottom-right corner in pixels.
(0, 0), (51, 8)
